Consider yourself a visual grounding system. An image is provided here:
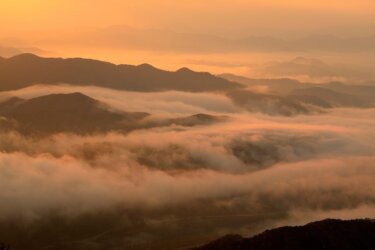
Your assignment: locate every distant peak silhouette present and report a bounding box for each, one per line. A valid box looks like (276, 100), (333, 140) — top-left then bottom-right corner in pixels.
(0, 54), (243, 92)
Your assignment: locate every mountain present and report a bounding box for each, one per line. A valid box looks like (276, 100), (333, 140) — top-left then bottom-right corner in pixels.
(193, 219), (375, 250)
(0, 45), (46, 58)
(219, 74), (309, 94)
(0, 54), (242, 92)
(0, 97), (25, 115)
(255, 57), (372, 82)
(290, 87), (373, 108)
(0, 46), (23, 58)
(220, 73), (375, 96)
(169, 113), (228, 127)
(226, 90), (315, 116)
(221, 73), (375, 108)
(0, 93), (227, 135)
(0, 93), (149, 135)
(325, 82), (375, 99)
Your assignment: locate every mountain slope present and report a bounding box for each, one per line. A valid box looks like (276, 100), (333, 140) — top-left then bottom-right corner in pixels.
(169, 113), (228, 127)
(290, 87), (373, 108)
(0, 93), (227, 135)
(0, 54), (242, 92)
(0, 93), (149, 135)
(226, 90), (316, 116)
(221, 73), (375, 109)
(219, 73), (309, 94)
(193, 219), (375, 250)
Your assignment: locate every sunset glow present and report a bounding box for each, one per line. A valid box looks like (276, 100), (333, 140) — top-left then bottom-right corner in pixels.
(0, 1), (374, 249)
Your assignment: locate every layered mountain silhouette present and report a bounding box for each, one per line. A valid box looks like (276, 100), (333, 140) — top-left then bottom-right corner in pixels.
(220, 74), (307, 94)
(2, 54), (374, 118)
(290, 87), (372, 108)
(221, 73), (375, 109)
(0, 93), (226, 135)
(255, 57), (373, 81)
(227, 90), (315, 116)
(0, 54), (242, 92)
(193, 219), (375, 250)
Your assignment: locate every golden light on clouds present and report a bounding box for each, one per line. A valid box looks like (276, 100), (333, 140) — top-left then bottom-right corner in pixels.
(0, 3), (375, 247)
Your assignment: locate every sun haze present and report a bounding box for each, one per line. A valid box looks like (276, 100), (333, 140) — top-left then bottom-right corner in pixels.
(0, 2), (374, 249)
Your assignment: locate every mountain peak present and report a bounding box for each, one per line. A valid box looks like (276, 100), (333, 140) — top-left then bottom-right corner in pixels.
(137, 63), (157, 70)
(0, 54), (242, 92)
(28, 92), (97, 105)
(2, 92), (125, 135)
(8, 53), (41, 61)
(176, 67), (194, 73)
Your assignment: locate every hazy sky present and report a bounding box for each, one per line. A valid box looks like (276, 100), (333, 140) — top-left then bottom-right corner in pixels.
(1, 0), (374, 79)
(1, 0), (374, 37)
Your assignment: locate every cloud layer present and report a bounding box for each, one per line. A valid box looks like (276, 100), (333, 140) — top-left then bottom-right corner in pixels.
(0, 85), (374, 249)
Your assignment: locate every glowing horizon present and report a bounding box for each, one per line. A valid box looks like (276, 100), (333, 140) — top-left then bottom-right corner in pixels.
(1, 0), (374, 80)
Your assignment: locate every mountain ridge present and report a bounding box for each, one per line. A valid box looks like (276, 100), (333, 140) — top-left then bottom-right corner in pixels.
(0, 93), (227, 135)
(193, 218), (375, 250)
(0, 53), (242, 92)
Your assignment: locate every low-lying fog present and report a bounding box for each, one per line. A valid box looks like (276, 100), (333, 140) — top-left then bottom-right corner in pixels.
(0, 85), (374, 249)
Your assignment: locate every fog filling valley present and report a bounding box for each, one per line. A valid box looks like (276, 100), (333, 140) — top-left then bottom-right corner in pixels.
(0, 84), (374, 249)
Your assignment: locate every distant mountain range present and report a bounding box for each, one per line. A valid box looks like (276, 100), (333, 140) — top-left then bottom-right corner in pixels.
(1, 54), (375, 118)
(0, 53), (241, 92)
(221, 73), (375, 109)
(0, 45), (46, 58)
(193, 219), (375, 250)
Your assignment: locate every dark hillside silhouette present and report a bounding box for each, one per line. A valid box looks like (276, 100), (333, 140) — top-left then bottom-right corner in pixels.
(0, 54), (242, 92)
(0, 93), (148, 135)
(0, 93), (226, 135)
(193, 219), (375, 250)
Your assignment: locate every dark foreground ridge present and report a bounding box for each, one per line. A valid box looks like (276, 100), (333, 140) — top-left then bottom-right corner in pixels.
(193, 219), (375, 250)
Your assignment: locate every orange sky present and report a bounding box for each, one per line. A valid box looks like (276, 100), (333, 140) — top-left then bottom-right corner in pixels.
(1, 0), (374, 37)
(0, 0), (374, 77)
